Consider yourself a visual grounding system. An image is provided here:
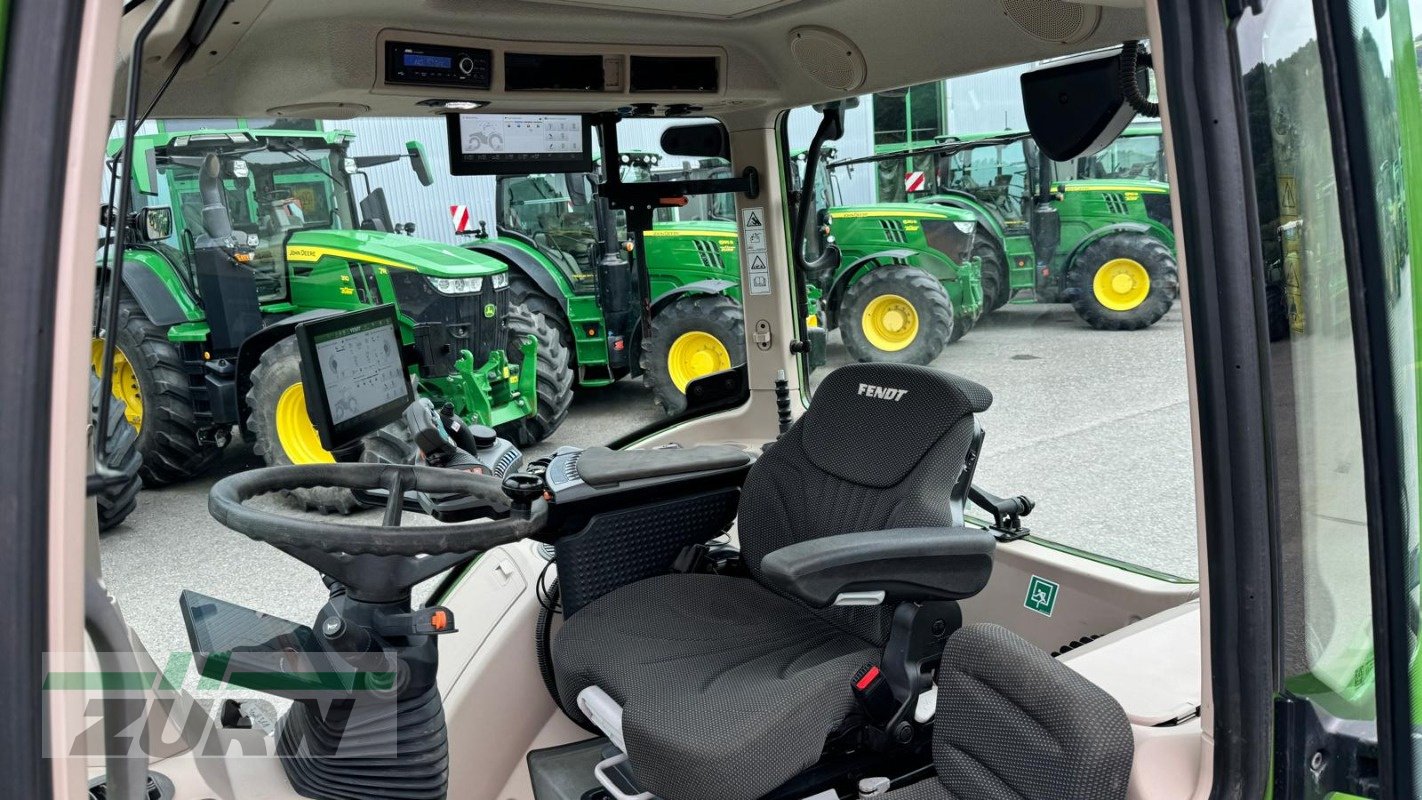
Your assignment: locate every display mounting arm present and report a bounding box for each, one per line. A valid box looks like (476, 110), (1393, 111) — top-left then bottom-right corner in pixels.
(592, 114), (759, 345)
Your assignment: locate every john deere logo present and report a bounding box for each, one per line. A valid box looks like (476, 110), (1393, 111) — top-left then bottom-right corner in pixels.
(1025, 576), (1059, 617)
(483, 304), (496, 318)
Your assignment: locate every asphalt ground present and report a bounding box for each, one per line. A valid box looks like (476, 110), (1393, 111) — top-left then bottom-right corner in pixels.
(100, 300), (1196, 670)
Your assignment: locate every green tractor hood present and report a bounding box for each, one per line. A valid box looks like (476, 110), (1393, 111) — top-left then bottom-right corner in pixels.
(828, 202), (976, 222)
(1054, 178), (1171, 195)
(286, 229), (507, 277)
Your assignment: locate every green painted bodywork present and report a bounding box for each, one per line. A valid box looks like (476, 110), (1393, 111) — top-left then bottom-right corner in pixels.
(863, 131), (1176, 301)
(820, 204), (984, 325)
(104, 122), (536, 429)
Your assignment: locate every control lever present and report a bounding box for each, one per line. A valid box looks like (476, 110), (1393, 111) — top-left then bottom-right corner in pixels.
(404, 398), (482, 472)
(439, 402), (483, 455)
(502, 472), (545, 517)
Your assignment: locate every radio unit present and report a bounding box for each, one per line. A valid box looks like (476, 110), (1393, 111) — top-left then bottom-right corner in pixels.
(385, 40), (492, 90)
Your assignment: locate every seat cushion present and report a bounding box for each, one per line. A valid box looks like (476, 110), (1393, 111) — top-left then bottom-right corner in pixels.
(552, 573), (878, 800)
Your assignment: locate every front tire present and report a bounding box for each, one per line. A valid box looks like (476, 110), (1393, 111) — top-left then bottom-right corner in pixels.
(839, 265), (954, 365)
(93, 291), (222, 486)
(976, 236), (1011, 312)
(1068, 233), (1177, 331)
(641, 295), (745, 415)
(89, 372), (142, 531)
(498, 304), (575, 447)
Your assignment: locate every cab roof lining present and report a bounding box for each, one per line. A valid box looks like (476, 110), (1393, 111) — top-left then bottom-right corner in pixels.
(115, 0), (1150, 126)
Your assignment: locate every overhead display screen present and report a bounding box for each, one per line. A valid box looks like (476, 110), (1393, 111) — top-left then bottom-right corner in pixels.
(295, 306), (414, 451)
(446, 113), (594, 175)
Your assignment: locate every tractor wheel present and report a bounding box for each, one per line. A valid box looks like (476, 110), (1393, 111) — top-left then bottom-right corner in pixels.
(1068, 233), (1178, 331)
(92, 292), (222, 486)
(947, 304), (976, 345)
(508, 273), (573, 352)
(89, 372), (142, 531)
(246, 336), (417, 514)
(641, 295), (744, 415)
(839, 265), (954, 365)
(498, 304), (575, 447)
(976, 236), (1011, 312)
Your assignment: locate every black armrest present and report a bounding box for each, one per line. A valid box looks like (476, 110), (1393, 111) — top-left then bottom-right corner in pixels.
(759, 527), (995, 608)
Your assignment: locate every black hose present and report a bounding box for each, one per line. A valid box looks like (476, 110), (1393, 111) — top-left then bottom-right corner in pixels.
(1120, 41), (1161, 118)
(534, 577), (601, 734)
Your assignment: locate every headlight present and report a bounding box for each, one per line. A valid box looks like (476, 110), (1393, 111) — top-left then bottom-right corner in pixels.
(428, 276), (484, 295)
(491, 271), (509, 290)
(921, 217), (976, 264)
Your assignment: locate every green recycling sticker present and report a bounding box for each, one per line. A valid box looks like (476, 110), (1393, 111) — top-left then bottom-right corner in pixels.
(1025, 575), (1059, 617)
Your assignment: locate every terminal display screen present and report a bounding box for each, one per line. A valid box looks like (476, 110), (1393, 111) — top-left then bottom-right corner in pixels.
(446, 113), (594, 175)
(295, 306), (414, 451)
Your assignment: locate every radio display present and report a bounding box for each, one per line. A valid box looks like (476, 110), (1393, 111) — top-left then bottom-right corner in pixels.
(404, 53), (452, 70)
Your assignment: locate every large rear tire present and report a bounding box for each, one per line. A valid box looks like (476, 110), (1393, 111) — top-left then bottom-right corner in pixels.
(976, 236), (1011, 312)
(839, 265), (954, 365)
(93, 291), (222, 486)
(89, 372), (142, 531)
(498, 304), (575, 447)
(1068, 233), (1177, 331)
(246, 336), (417, 514)
(641, 295), (745, 416)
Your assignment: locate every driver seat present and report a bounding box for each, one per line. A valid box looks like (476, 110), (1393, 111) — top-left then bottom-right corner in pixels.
(552, 363), (994, 800)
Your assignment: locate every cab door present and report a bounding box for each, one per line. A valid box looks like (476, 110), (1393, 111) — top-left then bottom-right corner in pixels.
(1233, 0), (1422, 795)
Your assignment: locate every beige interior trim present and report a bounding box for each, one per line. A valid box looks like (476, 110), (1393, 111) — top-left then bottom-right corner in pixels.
(50, 0), (125, 793)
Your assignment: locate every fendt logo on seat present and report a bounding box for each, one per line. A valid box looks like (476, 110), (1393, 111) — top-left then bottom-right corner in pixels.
(857, 383), (909, 401)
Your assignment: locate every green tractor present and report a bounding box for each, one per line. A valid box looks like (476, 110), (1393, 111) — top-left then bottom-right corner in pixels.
(460, 152), (745, 414)
(94, 119), (570, 504)
(835, 127), (1178, 330)
(662, 148), (986, 365)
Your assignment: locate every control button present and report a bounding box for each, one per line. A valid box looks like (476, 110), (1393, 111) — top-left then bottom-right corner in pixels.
(459, 55), (475, 75)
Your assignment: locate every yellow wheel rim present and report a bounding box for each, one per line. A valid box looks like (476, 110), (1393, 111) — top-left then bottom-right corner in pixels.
(91, 338), (143, 432)
(276, 383), (334, 464)
(667, 331), (731, 393)
(860, 293), (919, 352)
(1092, 258), (1151, 311)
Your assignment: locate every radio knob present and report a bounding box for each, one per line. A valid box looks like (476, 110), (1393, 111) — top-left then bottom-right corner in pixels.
(458, 55), (475, 75)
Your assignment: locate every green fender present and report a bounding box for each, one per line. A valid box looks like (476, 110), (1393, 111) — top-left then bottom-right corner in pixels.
(99, 247), (203, 326)
(823, 247), (965, 329)
(921, 192), (1008, 245)
(1060, 221), (1175, 277)
(465, 237), (574, 312)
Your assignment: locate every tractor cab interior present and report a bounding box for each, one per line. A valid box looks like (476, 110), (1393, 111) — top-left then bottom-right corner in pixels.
(27, 0), (1418, 799)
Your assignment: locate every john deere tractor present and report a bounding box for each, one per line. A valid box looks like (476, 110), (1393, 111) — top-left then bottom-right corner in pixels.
(460, 152), (745, 414)
(94, 120), (569, 505)
(836, 128), (1178, 330)
(662, 148), (985, 366)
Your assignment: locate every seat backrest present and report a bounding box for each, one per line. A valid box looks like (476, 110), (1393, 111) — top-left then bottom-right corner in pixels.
(933, 624), (1134, 800)
(737, 363), (991, 643)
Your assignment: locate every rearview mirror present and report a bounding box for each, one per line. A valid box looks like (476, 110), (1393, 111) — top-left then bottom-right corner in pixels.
(407, 140), (433, 187)
(1021, 45), (1146, 161)
(135, 206), (174, 242)
(359, 188), (394, 233)
(661, 123), (729, 159)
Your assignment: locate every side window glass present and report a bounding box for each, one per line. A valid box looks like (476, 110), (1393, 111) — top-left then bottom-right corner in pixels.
(1237, 0), (1404, 719)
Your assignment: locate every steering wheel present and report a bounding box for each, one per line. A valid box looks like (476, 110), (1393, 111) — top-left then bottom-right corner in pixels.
(209, 463), (547, 602)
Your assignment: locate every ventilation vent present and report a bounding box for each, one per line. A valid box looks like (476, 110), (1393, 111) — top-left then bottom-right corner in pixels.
(1000, 0), (1102, 44)
(692, 238), (725, 270)
(1102, 192), (1129, 215)
(879, 218), (908, 244)
(494, 447), (521, 477)
(788, 27), (866, 91)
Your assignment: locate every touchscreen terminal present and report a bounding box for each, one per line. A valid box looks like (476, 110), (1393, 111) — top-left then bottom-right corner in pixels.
(446, 113), (594, 175)
(295, 305), (414, 452)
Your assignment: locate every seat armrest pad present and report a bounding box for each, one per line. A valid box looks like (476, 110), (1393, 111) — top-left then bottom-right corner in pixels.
(759, 527), (995, 608)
